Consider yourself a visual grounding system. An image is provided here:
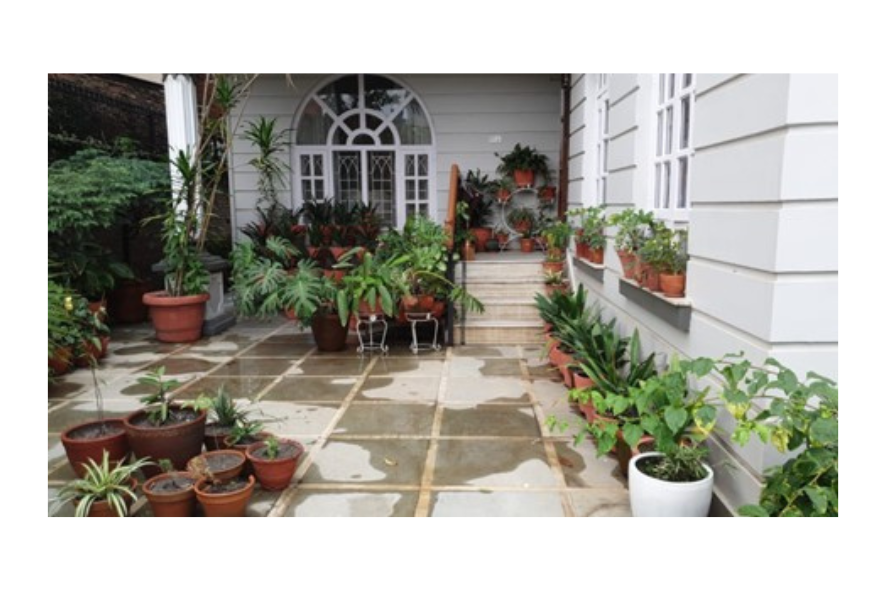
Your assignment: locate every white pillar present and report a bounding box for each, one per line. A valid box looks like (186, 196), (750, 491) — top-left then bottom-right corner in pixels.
(163, 74), (199, 213)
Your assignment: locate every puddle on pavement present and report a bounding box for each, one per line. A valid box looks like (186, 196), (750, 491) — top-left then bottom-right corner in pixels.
(432, 439), (555, 487)
(440, 405), (539, 437)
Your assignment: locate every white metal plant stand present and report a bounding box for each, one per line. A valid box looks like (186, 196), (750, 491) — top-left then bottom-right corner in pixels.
(405, 312), (441, 354)
(355, 314), (389, 354)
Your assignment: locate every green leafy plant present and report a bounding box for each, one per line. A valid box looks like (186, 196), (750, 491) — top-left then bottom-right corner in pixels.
(337, 251), (408, 324)
(53, 451), (153, 517)
(243, 116), (289, 207)
(608, 207), (656, 253)
(507, 207), (537, 232)
(137, 366), (182, 426)
(207, 387), (250, 428)
(263, 435), (281, 460)
(226, 419), (265, 445)
(661, 229), (688, 275)
(542, 221), (572, 252)
(495, 143), (550, 180)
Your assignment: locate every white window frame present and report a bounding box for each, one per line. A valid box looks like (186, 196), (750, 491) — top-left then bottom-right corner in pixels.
(292, 74), (437, 229)
(653, 73), (694, 222)
(594, 74), (610, 205)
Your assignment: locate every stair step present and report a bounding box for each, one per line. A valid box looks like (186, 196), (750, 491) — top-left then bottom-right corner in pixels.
(456, 262), (545, 281)
(455, 321), (546, 345)
(466, 282), (546, 299)
(466, 300), (540, 322)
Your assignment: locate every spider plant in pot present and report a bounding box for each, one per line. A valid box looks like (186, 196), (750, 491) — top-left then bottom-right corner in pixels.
(52, 451), (153, 517)
(142, 458), (198, 517)
(190, 454), (256, 518)
(61, 363), (130, 478)
(608, 208), (655, 280)
(122, 366), (208, 477)
(246, 435), (306, 491)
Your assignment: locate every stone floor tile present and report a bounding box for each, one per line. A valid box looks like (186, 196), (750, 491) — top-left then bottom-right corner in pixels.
(211, 358), (296, 377)
(554, 441), (626, 488)
(451, 345), (523, 358)
(262, 376), (357, 402)
(240, 342), (316, 358)
(283, 489), (419, 517)
(301, 439), (428, 486)
(432, 439), (557, 488)
(370, 357), (446, 377)
(439, 404), (539, 437)
(174, 376), (275, 401)
(48, 435), (66, 470)
(253, 401), (341, 436)
(289, 357), (371, 376)
(446, 376), (530, 403)
(355, 376), (440, 402)
(335, 403), (436, 437)
(569, 488), (632, 517)
(430, 491), (565, 517)
(449, 357), (523, 378)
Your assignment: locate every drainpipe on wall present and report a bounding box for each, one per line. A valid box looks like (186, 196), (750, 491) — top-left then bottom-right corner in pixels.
(558, 74), (571, 220)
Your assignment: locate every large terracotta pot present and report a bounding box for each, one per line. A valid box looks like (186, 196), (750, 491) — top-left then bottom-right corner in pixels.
(61, 419), (130, 478)
(123, 405), (207, 478)
(246, 439), (305, 491)
(142, 291), (209, 343)
(108, 280), (151, 324)
(195, 475), (255, 517)
(513, 169), (535, 187)
(311, 313), (348, 352)
(617, 250), (639, 280)
(470, 228), (492, 252)
(660, 273), (686, 298)
(142, 472), (197, 517)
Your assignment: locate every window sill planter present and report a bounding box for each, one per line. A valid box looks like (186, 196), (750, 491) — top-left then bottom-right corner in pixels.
(618, 278), (692, 331)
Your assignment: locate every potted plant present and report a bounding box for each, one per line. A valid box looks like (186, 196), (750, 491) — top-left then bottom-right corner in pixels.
(570, 206), (607, 264)
(492, 177), (514, 203)
(636, 226), (670, 291)
(495, 143), (550, 188)
(337, 251), (407, 321)
(608, 208), (655, 280)
(202, 387), (251, 451)
(543, 270), (569, 295)
(48, 279), (81, 377)
(246, 435), (306, 491)
(122, 366), (208, 478)
(507, 207), (536, 237)
(659, 229), (689, 298)
(142, 459), (198, 517)
(494, 224), (511, 248)
(519, 229), (535, 253)
(52, 451), (153, 517)
(187, 449), (246, 483)
(542, 220), (571, 262)
(223, 419), (272, 469)
(190, 455), (256, 517)
(464, 168), (494, 251)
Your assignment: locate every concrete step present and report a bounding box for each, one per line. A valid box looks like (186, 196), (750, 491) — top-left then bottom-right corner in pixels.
(466, 299), (540, 322)
(454, 320), (546, 345)
(456, 261), (545, 282)
(466, 281), (546, 299)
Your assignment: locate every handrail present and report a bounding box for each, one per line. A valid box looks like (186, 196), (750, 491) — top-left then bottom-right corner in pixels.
(444, 164), (459, 250)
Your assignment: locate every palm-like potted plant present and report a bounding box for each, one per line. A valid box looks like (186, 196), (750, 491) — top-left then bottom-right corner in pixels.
(122, 366), (208, 478)
(52, 451), (153, 517)
(246, 435), (306, 491)
(495, 143), (550, 188)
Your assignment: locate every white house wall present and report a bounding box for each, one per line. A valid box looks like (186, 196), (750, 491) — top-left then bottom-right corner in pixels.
(568, 73), (838, 515)
(228, 74), (561, 235)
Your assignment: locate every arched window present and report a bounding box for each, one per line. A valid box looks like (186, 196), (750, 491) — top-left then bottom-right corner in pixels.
(293, 74), (435, 228)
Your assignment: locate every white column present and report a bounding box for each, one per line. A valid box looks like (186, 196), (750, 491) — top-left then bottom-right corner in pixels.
(163, 74), (199, 213)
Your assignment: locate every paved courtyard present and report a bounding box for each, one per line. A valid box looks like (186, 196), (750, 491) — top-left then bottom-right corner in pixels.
(49, 318), (629, 517)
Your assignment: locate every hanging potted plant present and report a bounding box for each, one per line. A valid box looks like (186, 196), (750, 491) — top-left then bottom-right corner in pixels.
(52, 451), (152, 517)
(122, 366), (208, 478)
(246, 435), (306, 491)
(495, 143), (550, 188)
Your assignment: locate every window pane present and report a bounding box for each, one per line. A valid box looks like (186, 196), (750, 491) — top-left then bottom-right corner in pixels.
(678, 157), (688, 209)
(302, 180), (312, 200)
(654, 163), (661, 208)
(683, 73), (693, 88)
(406, 179), (415, 199)
(365, 114), (383, 131)
(668, 74), (675, 99)
(603, 100), (610, 134)
(301, 155), (311, 176)
(662, 161), (671, 208)
(344, 114), (360, 130)
(665, 106), (673, 155)
(656, 111), (663, 157)
(332, 126), (349, 145)
(296, 100), (332, 145)
(680, 96), (691, 150)
(658, 74), (665, 104)
(334, 151), (362, 207)
(418, 154), (428, 176)
(419, 179), (428, 201)
(406, 155), (415, 177)
(418, 203), (429, 216)
(363, 74), (409, 117)
(368, 151), (396, 227)
(317, 75), (359, 115)
(379, 127), (395, 145)
(353, 133), (375, 145)
(393, 99), (432, 144)
(313, 155), (323, 175)
(316, 180), (324, 198)
(602, 139), (608, 172)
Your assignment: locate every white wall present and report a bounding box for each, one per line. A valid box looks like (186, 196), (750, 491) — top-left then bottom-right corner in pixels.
(568, 73), (838, 514)
(227, 74), (561, 234)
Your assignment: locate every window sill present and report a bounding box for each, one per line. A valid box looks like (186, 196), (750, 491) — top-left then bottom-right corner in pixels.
(572, 254), (605, 283)
(618, 277), (692, 331)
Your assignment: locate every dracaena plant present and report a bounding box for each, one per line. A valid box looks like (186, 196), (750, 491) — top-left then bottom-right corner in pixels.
(243, 116), (289, 207)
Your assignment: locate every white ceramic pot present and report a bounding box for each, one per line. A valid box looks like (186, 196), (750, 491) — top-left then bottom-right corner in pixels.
(628, 452), (714, 517)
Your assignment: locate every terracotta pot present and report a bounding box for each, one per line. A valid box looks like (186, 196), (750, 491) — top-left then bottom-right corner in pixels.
(61, 419), (130, 478)
(513, 169), (535, 187)
(76, 477), (138, 517)
(497, 189), (511, 203)
(123, 405), (207, 478)
(520, 238), (534, 253)
(558, 351), (575, 387)
(329, 246), (347, 260)
(142, 291), (209, 343)
(108, 280), (151, 324)
(204, 423), (233, 451)
(470, 228), (492, 252)
(358, 297), (385, 317)
(195, 475), (255, 517)
(545, 284), (569, 296)
(323, 269), (345, 283)
(75, 337), (106, 367)
(578, 401), (597, 423)
(617, 250), (638, 280)
(401, 295), (418, 311)
(660, 273), (686, 298)
(418, 294), (436, 312)
(589, 248), (605, 265)
(543, 322), (553, 334)
(224, 432), (271, 476)
(540, 186), (557, 200)
(246, 439), (306, 491)
(88, 300), (107, 318)
(549, 340), (563, 367)
(49, 347), (73, 376)
(311, 313), (348, 352)
(431, 300), (446, 318)
(187, 449), (246, 483)
(572, 369), (595, 390)
(143, 472), (197, 517)
(462, 241), (476, 261)
(615, 431), (656, 478)
(542, 261), (565, 274)
(496, 232), (510, 246)
(637, 263), (661, 292)
(513, 220), (531, 235)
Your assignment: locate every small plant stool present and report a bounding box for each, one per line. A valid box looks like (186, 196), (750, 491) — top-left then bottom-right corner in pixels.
(405, 312), (442, 355)
(355, 313), (389, 355)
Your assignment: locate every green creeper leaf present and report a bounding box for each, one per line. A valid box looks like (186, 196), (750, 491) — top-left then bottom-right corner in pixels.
(805, 486), (828, 514)
(690, 357), (714, 377)
(738, 505), (769, 517)
(664, 407), (688, 435)
(621, 423), (644, 450)
(640, 415), (660, 435)
(810, 417), (838, 446)
(610, 396), (631, 416)
(732, 425), (751, 446)
(693, 405), (717, 431)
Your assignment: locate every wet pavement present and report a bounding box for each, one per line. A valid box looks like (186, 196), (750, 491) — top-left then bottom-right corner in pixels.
(48, 318), (629, 517)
